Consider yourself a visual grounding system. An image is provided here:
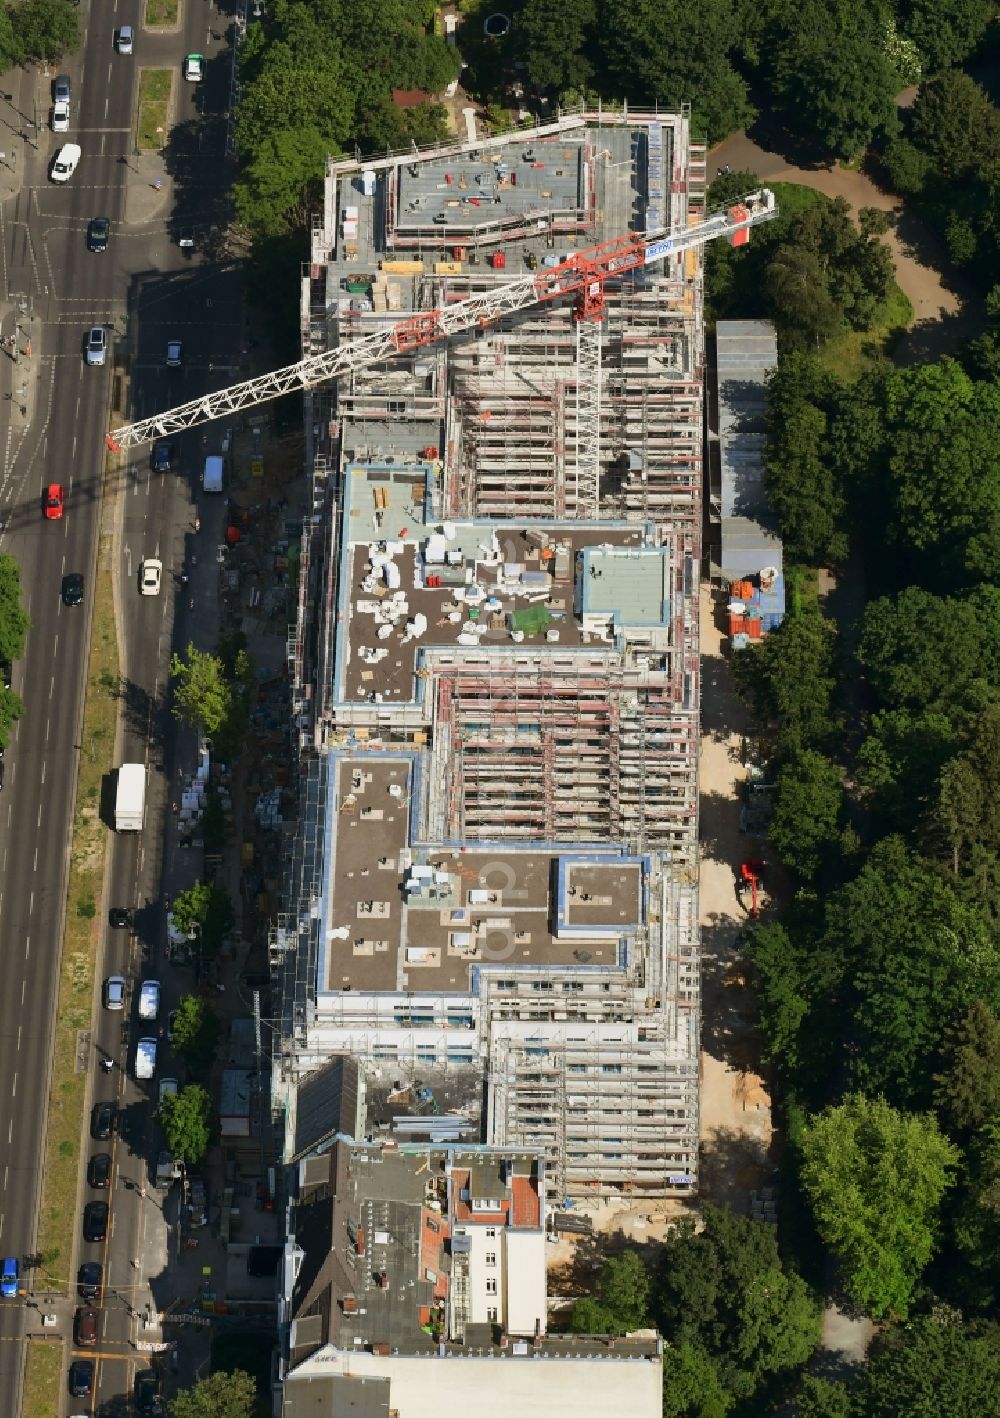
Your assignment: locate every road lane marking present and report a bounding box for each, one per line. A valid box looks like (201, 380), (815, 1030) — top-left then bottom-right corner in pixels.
(28, 890), (32, 913)
(11, 1074), (15, 1098)
(16, 1028), (20, 1053)
(44, 717), (50, 742)
(48, 676), (53, 701)
(40, 761), (44, 785)
(8, 1121), (12, 1144)
(24, 936), (29, 959)
(20, 980), (24, 1004)
(32, 846), (36, 871)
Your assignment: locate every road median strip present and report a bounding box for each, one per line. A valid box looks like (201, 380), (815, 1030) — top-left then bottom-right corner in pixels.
(145, 0), (180, 27)
(137, 68), (173, 151)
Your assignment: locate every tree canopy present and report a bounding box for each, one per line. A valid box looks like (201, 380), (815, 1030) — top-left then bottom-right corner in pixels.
(171, 994), (222, 1074)
(159, 1084), (215, 1167)
(799, 1094), (958, 1318)
(170, 1369), (257, 1418)
(170, 881), (235, 958)
(569, 1250), (650, 1335)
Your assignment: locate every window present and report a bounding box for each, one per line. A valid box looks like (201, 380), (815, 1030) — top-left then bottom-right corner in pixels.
(487, 1307), (498, 1322)
(485, 1228), (496, 1239)
(485, 1278), (497, 1295)
(485, 1252), (496, 1266)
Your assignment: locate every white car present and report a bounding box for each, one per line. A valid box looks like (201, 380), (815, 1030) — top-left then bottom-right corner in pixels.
(116, 25), (133, 54)
(103, 975), (126, 1010)
(140, 558), (162, 596)
(182, 53), (204, 82)
(51, 101), (70, 133)
(135, 1037), (157, 1081)
(50, 143), (81, 183)
(138, 979), (161, 1021)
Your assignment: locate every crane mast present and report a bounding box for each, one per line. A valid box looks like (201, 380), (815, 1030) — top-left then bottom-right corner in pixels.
(107, 189), (776, 452)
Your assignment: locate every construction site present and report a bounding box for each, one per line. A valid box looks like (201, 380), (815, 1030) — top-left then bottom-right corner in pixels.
(260, 105), (764, 1202)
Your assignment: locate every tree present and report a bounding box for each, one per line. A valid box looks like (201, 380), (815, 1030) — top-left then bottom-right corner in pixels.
(764, 247), (842, 345)
(856, 1310), (1000, 1415)
(824, 836), (1000, 1105)
(570, 1250), (650, 1334)
(660, 1342), (733, 1418)
(733, 598), (839, 752)
(159, 1084), (214, 1166)
(856, 588), (993, 714)
(517, 0), (597, 93)
(170, 881), (235, 957)
(933, 1001), (1000, 1137)
(791, 1374), (852, 1418)
(9, 0), (80, 63)
(170, 645), (233, 738)
(772, 5), (900, 159)
(170, 1369), (257, 1418)
(653, 1206), (820, 1403)
(881, 137), (932, 196)
(599, 0), (754, 142)
(908, 3), (997, 69)
(907, 48), (1000, 154)
(742, 917), (843, 1093)
(768, 750), (844, 879)
(171, 994), (221, 1073)
(799, 1094), (958, 1318)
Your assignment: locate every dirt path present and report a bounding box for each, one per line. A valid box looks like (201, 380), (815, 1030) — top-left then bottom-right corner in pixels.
(698, 584), (775, 1211)
(709, 130), (983, 364)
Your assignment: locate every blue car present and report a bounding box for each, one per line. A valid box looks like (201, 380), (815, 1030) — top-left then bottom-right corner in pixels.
(1, 1257), (18, 1297)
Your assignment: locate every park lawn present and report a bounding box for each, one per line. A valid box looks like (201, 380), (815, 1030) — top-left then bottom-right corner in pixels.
(34, 541), (120, 1288)
(137, 67), (173, 150)
(145, 0), (179, 24)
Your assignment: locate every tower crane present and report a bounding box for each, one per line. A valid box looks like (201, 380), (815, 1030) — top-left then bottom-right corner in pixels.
(106, 189), (777, 453)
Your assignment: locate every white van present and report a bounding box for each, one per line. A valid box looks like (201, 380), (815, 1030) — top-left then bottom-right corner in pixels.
(202, 455), (224, 492)
(138, 980), (160, 1021)
(135, 1037), (157, 1080)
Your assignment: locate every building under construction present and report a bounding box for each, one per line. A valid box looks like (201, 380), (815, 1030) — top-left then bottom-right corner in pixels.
(272, 106), (708, 1198)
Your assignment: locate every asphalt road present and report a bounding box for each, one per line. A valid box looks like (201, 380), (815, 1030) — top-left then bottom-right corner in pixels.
(0, 3), (243, 1412)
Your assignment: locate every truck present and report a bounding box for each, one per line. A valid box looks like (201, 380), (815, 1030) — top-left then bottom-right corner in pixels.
(115, 763), (146, 831)
(202, 454), (224, 492)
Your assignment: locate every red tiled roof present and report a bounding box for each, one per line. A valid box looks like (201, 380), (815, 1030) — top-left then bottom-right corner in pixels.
(392, 88), (432, 109)
(511, 1174), (540, 1228)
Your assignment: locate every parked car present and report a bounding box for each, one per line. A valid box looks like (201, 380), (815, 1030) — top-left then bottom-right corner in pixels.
(158, 1077), (178, 1106)
(87, 216), (110, 252)
(69, 1360), (94, 1398)
(116, 25), (133, 53)
(109, 907), (131, 929)
(51, 100), (70, 132)
(165, 340), (183, 367)
(61, 572), (84, 606)
(87, 1152), (111, 1188)
(77, 1261), (102, 1301)
(53, 74), (71, 104)
(138, 980), (161, 1020)
(0, 1258), (18, 1298)
(136, 1368), (165, 1414)
(90, 1100), (116, 1140)
(83, 1201), (108, 1243)
(75, 1307), (98, 1346)
(103, 974), (126, 1010)
(50, 143), (81, 183)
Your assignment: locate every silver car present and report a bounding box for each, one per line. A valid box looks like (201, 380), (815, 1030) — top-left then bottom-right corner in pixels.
(103, 975), (126, 1010)
(85, 326), (107, 367)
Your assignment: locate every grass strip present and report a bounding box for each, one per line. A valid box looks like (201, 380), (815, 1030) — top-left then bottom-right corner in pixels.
(22, 1339), (62, 1418)
(145, 0), (180, 25)
(34, 535), (120, 1292)
(137, 67), (173, 150)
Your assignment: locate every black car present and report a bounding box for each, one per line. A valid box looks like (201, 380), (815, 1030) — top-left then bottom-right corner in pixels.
(136, 1369), (164, 1414)
(83, 1201), (108, 1243)
(87, 216), (110, 252)
(75, 1306), (98, 1346)
(151, 442), (175, 474)
(69, 1359), (94, 1398)
(77, 1261), (102, 1301)
(87, 1152), (111, 1188)
(62, 572), (84, 607)
(90, 1100), (116, 1140)
(109, 907), (131, 929)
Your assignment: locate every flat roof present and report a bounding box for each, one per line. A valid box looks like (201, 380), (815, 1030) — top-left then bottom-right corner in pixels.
(320, 757), (640, 995)
(581, 547), (670, 626)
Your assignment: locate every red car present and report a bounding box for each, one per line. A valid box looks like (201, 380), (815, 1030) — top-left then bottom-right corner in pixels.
(44, 483), (64, 520)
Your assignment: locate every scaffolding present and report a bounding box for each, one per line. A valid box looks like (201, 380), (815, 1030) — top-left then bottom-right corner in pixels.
(275, 109), (707, 1200)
